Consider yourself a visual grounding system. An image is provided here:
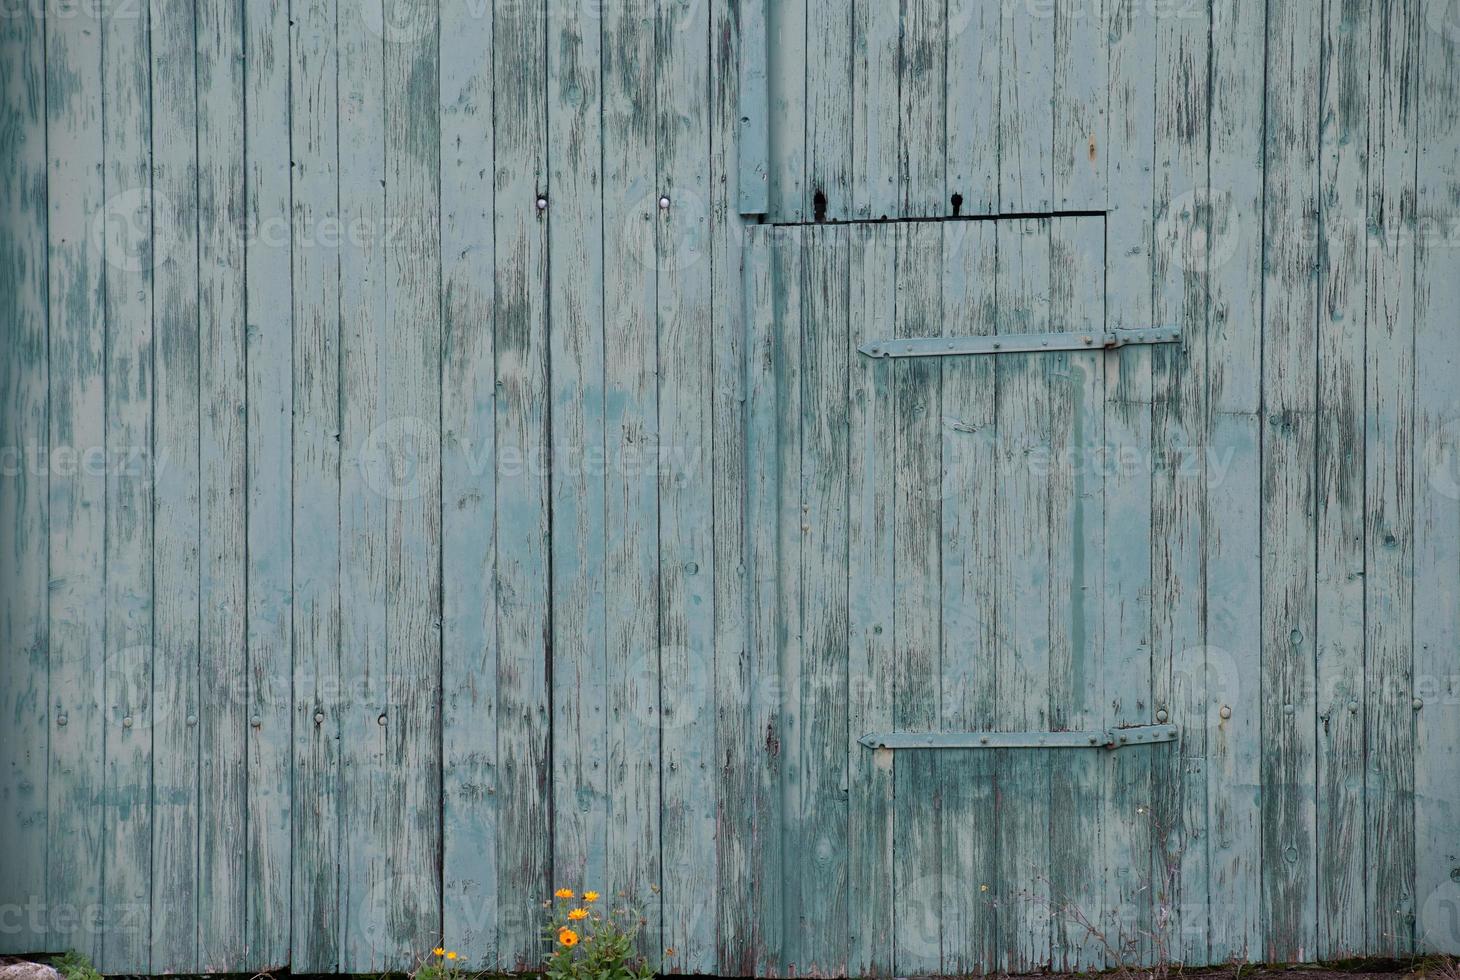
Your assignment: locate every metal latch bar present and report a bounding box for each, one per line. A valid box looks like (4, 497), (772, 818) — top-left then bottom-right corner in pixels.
(857, 724), (1179, 751)
(857, 327), (1182, 359)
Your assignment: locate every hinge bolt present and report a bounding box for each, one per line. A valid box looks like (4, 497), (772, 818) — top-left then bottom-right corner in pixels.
(1219, 705), (1231, 719)
(1155, 708), (1168, 723)
(1413, 697), (1424, 710)
(659, 196), (671, 209)
(536, 196), (548, 211)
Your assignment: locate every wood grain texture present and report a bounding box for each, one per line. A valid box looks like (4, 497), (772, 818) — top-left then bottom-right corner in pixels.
(440, 0), (497, 966)
(0, 0), (49, 959)
(1413, 0), (1460, 954)
(1316, 0), (1370, 957)
(243, 0), (294, 968)
(999, 1), (1055, 212)
(1363, 0), (1419, 955)
(1261, 0), (1321, 960)
(99, 1), (153, 968)
(945, 0), (999, 215)
(288, 0), (342, 968)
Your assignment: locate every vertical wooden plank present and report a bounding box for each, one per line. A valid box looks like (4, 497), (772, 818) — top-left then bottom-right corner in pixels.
(1047, 217), (1106, 973)
(846, 223), (896, 977)
(1205, 0), (1265, 961)
(1315, 0), (1369, 958)
(768, 0), (807, 220)
(1053, 0), (1108, 210)
(806, 0), (852, 219)
(46, 0), (107, 962)
(851, 0), (898, 218)
(791, 225), (850, 975)
(602, 0), (660, 960)
(195, 0), (248, 966)
(243, 0), (293, 968)
(382, 0), (443, 961)
(658, 0), (717, 969)
(1261, 0), (1320, 961)
(440, 0), (497, 964)
(744, 225), (786, 976)
(1363, 0), (1419, 955)
(338, 0), (389, 964)
(772, 228), (803, 977)
(992, 217), (1051, 975)
(0, 0), (48, 960)
(999, 0), (1055, 212)
(945, 0), (999, 215)
(737, 0), (770, 214)
(1150, 1), (1210, 963)
(147, 0), (200, 967)
(1413, 0), (1460, 955)
(547, 0), (606, 906)
(289, 0), (341, 969)
(899, 0), (944, 215)
(936, 219), (998, 975)
(891, 222), (943, 977)
(710, 0), (755, 968)
(1103, 0), (1156, 962)
(98, 1), (153, 968)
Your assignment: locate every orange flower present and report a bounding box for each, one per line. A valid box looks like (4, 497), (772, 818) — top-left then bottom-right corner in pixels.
(554, 888), (575, 899)
(445, 952), (458, 961)
(582, 891), (600, 903)
(567, 907), (589, 921)
(558, 927), (580, 948)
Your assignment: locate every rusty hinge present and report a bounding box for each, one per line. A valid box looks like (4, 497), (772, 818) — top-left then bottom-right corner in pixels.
(857, 327), (1182, 359)
(857, 724), (1179, 751)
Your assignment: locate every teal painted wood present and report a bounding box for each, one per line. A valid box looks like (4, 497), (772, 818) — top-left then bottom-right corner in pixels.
(794, 225), (851, 974)
(196, 2), (249, 966)
(440, 0), (499, 964)
(657, 0), (717, 970)
(936, 219), (999, 974)
(1316, 0), (1370, 957)
(99, 1), (154, 969)
(602, 0), (662, 961)
(805, 0), (851, 220)
(1261, 0), (1321, 960)
(736, 0), (770, 215)
(1362, 0), (1420, 955)
(992, 218), (1053, 974)
(289, 0), (343, 969)
(1150, 3), (1210, 964)
(146, 0), (202, 968)
(1053, 0), (1107, 211)
(767, 0), (806, 222)
(337, 0), (390, 964)
(1413, 2), (1460, 955)
(945, 0), (999, 215)
(547, 0), (607, 918)
(243, 0), (294, 969)
(0, 1), (49, 959)
(899, 0), (945, 216)
(45, 0), (108, 963)
(1103, 0), (1157, 965)
(851, 0), (898, 218)
(709, 0), (756, 967)
(383, 0), (446, 961)
(743, 225), (785, 975)
(1046, 217), (1106, 973)
(1205, 0), (1265, 960)
(891, 222), (944, 976)
(999, 2), (1054, 212)
(846, 224), (897, 977)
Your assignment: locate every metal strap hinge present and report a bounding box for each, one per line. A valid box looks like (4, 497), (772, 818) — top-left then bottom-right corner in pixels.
(857, 327), (1182, 359)
(857, 724), (1179, 751)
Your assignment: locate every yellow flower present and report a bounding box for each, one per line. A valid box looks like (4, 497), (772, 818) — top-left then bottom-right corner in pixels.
(433, 948), (445, 957)
(558, 927), (580, 948)
(582, 891), (600, 903)
(446, 952), (458, 961)
(568, 907), (589, 921)
(554, 888), (575, 899)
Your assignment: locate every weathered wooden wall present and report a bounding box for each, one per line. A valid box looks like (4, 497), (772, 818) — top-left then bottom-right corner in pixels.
(2, 0), (1459, 976)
